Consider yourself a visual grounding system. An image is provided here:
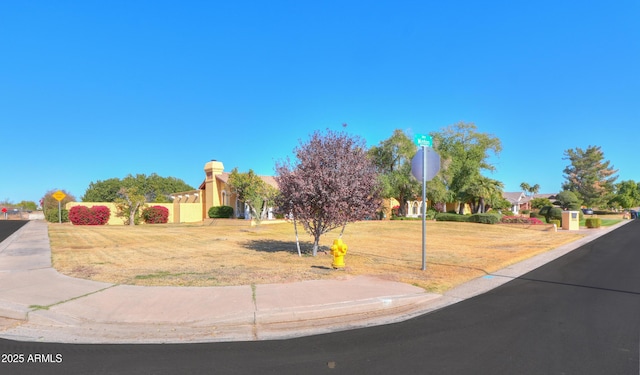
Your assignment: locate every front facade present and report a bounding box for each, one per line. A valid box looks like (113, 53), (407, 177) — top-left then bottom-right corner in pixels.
(171, 160), (278, 222)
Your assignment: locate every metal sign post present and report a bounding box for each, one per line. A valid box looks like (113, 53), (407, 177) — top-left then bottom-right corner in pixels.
(52, 190), (66, 223)
(421, 144), (427, 271)
(411, 134), (440, 271)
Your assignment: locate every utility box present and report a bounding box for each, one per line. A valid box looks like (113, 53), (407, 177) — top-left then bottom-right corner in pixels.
(562, 211), (580, 231)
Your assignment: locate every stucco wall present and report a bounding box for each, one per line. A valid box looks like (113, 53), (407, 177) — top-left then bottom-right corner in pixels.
(177, 202), (203, 223)
(65, 202), (201, 225)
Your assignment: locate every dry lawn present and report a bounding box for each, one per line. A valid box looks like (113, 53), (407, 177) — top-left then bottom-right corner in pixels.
(49, 220), (585, 293)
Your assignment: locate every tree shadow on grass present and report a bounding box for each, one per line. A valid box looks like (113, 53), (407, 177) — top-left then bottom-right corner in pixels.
(243, 239), (330, 255)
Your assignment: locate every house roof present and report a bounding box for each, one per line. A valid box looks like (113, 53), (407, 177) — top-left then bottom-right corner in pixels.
(503, 192), (527, 204)
(502, 192), (559, 205)
(198, 172), (279, 190)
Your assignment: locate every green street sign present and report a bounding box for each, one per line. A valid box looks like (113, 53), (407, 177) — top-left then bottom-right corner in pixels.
(414, 134), (432, 147)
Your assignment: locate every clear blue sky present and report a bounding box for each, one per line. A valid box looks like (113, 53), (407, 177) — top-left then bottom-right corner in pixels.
(1, 1), (638, 205)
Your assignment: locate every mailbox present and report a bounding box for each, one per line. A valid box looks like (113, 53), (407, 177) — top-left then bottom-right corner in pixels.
(562, 211), (580, 231)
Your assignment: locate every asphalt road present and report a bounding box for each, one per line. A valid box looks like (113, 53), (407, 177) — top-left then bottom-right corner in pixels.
(0, 220), (28, 243)
(1, 220), (639, 374)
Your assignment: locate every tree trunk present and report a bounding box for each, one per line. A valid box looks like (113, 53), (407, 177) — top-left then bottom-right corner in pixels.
(312, 238), (319, 257)
(260, 201), (268, 219)
(129, 203), (138, 226)
(293, 215), (301, 257)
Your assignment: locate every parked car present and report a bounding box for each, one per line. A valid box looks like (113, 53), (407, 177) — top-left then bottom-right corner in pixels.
(582, 208), (594, 215)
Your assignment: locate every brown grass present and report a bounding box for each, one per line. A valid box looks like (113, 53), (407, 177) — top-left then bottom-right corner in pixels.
(49, 220), (584, 293)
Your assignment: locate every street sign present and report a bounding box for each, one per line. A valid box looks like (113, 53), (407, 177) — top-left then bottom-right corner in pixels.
(52, 191), (66, 201)
(411, 148), (441, 181)
(1, 208), (6, 213)
(414, 134), (433, 148)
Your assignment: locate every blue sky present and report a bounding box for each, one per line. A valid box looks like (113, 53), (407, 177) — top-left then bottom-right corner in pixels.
(1, 1), (638, 204)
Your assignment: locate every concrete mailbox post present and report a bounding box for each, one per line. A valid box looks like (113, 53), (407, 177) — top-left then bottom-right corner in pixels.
(562, 211), (580, 231)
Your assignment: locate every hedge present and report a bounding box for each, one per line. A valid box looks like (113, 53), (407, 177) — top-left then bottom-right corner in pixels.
(69, 205), (110, 225)
(586, 218), (602, 228)
(208, 205), (234, 218)
(45, 208), (69, 223)
(468, 213), (500, 224)
(435, 213), (470, 222)
(142, 205), (169, 224)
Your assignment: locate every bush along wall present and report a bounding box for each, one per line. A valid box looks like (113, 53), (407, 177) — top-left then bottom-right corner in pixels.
(69, 205), (110, 225)
(45, 208), (69, 223)
(142, 205), (169, 224)
(468, 213), (500, 224)
(585, 218), (602, 228)
(435, 213), (470, 222)
(208, 205), (234, 218)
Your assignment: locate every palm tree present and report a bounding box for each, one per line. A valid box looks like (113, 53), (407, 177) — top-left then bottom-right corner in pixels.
(467, 177), (505, 213)
(529, 184), (540, 197)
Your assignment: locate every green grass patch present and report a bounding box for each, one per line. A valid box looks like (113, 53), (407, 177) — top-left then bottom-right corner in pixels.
(579, 218), (621, 227)
(29, 305), (49, 311)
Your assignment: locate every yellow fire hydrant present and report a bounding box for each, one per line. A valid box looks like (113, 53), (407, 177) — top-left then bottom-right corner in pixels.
(330, 238), (348, 269)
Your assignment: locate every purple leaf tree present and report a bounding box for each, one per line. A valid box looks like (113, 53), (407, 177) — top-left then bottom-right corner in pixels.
(275, 130), (382, 256)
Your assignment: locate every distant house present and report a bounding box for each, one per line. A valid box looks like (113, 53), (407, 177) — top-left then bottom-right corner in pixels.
(503, 192), (529, 214)
(502, 192), (558, 214)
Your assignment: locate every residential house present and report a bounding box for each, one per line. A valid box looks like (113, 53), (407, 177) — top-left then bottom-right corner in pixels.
(171, 160), (279, 221)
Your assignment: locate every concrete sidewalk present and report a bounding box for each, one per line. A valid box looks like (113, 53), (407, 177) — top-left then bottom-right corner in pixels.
(0, 220), (631, 344)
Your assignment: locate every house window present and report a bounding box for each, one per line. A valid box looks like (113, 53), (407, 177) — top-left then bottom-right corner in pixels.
(222, 191), (228, 206)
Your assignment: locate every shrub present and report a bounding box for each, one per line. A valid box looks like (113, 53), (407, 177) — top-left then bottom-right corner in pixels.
(69, 205), (110, 225)
(435, 213), (470, 222)
(208, 205), (234, 218)
(45, 208), (69, 223)
(539, 206), (563, 223)
(549, 219), (561, 228)
(501, 216), (544, 225)
(529, 211), (542, 219)
(521, 209), (531, 215)
(468, 213), (500, 224)
(586, 218), (602, 228)
(142, 205), (169, 224)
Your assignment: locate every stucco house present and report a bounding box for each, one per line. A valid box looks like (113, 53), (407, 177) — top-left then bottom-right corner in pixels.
(503, 192), (529, 214)
(502, 192), (558, 214)
(170, 160), (278, 222)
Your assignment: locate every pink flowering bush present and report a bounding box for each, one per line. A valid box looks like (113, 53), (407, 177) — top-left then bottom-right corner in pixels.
(142, 205), (169, 224)
(69, 205), (110, 225)
(500, 216), (543, 225)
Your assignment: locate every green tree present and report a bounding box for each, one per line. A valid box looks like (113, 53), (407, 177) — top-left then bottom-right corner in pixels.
(555, 190), (582, 210)
(530, 197), (552, 209)
(82, 174), (193, 203)
(610, 180), (640, 209)
(114, 187), (146, 225)
(227, 168), (277, 224)
(466, 176), (504, 213)
(562, 145), (618, 207)
(16, 200), (38, 211)
(368, 129), (420, 216)
(520, 182), (540, 197)
(431, 122), (502, 214)
(82, 178), (122, 202)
